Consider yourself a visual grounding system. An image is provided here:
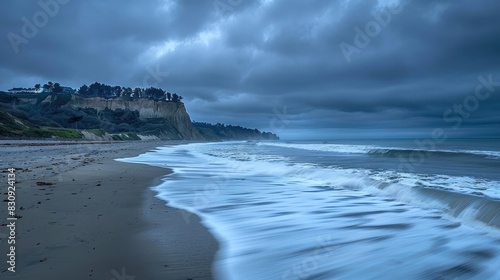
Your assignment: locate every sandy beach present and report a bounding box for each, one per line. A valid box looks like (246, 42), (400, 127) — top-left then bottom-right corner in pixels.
(0, 140), (218, 280)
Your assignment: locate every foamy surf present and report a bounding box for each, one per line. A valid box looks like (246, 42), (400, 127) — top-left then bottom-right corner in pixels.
(121, 140), (500, 279)
(258, 141), (500, 159)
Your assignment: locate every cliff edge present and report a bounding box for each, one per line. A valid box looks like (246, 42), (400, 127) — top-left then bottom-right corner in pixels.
(62, 95), (204, 140)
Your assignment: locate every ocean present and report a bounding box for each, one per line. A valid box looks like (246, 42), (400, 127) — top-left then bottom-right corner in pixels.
(119, 139), (500, 280)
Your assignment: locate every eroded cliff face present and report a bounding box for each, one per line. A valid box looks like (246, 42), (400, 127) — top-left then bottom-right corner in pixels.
(63, 95), (205, 140)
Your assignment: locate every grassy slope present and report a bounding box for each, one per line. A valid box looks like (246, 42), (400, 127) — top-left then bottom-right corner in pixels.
(0, 110), (83, 139)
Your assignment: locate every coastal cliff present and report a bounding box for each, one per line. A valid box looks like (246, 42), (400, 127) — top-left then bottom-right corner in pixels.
(1, 93), (204, 140)
(61, 95), (204, 140)
(0, 92), (278, 141)
(64, 95), (188, 119)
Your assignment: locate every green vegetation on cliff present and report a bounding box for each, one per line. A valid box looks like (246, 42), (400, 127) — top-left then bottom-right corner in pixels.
(0, 110), (82, 139)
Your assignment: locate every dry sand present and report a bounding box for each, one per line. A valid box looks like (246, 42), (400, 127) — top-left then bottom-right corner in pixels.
(0, 140), (218, 279)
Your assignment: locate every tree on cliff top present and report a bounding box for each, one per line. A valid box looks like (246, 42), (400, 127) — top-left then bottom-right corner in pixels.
(78, 84), (89, 96)
(172, 93), (179, 102)
(145, 87), (166, 100)
(43, 82), (53, 92)
(53, 83), (63, 93)
(71, 82), (185, 101)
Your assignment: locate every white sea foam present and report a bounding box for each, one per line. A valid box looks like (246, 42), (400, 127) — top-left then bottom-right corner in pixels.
(119, 142), (500, 280)
(257, 142), (379, 154)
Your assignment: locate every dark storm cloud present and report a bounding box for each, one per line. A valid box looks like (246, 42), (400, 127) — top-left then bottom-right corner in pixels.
(1, 0), (499, 139)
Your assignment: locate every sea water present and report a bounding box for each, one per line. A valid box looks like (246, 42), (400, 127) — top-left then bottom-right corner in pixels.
(119, 139), (500, 279)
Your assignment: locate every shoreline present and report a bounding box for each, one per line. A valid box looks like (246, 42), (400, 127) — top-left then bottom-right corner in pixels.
(0, 140), (218, 279)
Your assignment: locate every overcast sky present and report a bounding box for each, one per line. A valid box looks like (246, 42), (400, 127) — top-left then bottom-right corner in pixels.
(1, 0), (499, 139)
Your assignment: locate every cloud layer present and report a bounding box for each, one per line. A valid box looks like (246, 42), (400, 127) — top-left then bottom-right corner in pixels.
(1, 0), (499, 139)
